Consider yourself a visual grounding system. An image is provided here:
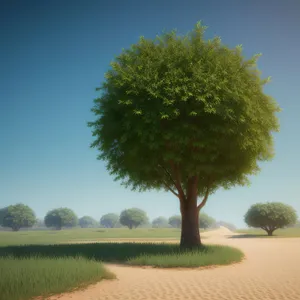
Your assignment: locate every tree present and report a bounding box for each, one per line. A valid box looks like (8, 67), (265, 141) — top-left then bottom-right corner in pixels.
(244, 202), (298, 236)
(152, 216), (169, 228)
(88, 21), (280, 248)
(199, 213), (216, 229)
(119, 208), (148, 229)
(79, 216), (98, 228)
(44, 208), (78, 230)
(2, 203), (36, 231)
(100, 213), (119, 228)
(168, 215), (182, 228)
(0, 207), (8, 227)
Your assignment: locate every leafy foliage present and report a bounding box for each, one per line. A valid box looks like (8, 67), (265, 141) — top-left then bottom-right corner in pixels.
(88, 21), (280, 199)
(79, 216), (98, 228)
(244, 202), (298, 235)
(44, 208), (78, 230)
(152, 216), (169, 228)
(168, 215), (182, 228)
(199, 213), (216, 229)
(2, 204), (36, 231)
(0, 207), (8, 227)
(119, 208), (148, 229)
(100, 213), (119, 228)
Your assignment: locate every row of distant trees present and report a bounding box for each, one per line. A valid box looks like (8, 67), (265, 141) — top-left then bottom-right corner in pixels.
(0, 202), (298, 235)
(0, 204), (221, 231)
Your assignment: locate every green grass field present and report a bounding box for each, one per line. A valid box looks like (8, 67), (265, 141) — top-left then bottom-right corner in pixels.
(0, 227), (207, 246)
(235, 227), (300, 237)
(0, 255), (115, 300)
(0, 227), (244, 300)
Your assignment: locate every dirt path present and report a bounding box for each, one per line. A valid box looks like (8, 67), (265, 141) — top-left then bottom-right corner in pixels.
(47, 228), (300, 300)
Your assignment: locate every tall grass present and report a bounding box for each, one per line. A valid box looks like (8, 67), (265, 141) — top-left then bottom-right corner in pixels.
(0, 255), (115, 300)
(0, 242), (244, 268)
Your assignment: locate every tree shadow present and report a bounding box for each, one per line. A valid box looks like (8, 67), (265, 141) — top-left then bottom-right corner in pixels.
(227, 234), (271, 239)
(0, 243), (209, 263)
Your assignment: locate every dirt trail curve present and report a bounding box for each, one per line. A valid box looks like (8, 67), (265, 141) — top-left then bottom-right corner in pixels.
(47, 227), (300, 300)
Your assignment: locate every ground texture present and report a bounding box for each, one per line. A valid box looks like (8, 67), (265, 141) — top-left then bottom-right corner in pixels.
(45, 227), (300, 300)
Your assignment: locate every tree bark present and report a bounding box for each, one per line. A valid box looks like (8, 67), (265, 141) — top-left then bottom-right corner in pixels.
(179, 176), (201, 249)
(180, 201), (201, 248)
(267, 229), (274, 236)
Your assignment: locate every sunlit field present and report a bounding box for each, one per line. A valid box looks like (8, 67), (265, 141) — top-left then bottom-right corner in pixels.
(0, 227), (209, 246)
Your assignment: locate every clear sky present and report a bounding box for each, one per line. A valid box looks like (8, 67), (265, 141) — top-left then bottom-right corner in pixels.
(1, 0), (299, 228)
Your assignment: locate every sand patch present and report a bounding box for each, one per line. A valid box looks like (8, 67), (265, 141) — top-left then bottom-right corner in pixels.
(44, 228), (300, 300)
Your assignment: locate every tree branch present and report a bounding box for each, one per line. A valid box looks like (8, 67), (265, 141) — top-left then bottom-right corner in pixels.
(162, 180), (179, 197)
(158, 164), (178, 189)
(170, 161), (186, 201)
(197, 179), (213, 211)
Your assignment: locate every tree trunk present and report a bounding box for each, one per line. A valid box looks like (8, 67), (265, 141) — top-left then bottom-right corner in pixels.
(180, 198), (201, 249)
(267, 229), (274, 236)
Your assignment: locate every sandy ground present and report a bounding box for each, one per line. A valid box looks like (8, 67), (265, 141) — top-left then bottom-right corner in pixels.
(45, 227), (300, 300)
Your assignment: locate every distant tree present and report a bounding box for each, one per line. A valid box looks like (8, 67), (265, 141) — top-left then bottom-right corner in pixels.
(44, 208), (78, 230)
(79, 216), (98, 228)
(0, 207), (8, 226)
(2, 203), (36, 231)
(100, 213), (119, 228)
(88, 21), (280, 248)
(244, 202), (298, 236)
(199, 213), (216, 229)
(119, 208), (148, 229)
(216, 221), (237, 231)
(168, 215), (182, 228)
(152, 216), (169, 228)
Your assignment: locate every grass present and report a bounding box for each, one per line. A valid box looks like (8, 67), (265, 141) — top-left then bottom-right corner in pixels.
(0, 228), (187, 246)
(0, 228), (244, 300)
(0, 255), (115, 300)
(235, 227), (300, 238)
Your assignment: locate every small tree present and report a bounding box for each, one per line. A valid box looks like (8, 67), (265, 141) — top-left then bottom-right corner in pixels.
(79, 216), (97, 228)
(119, 208), (148, 229)
(0, 207), (8, 227)
(2, 203), (36, 231)
(88, 21), (280, 248)
(168, 215), (182, 228)
(199, 213), (216, 229)
(44, 208), (78, 230)
(244, 202), (298, 236)
(152, 216), (169, 228)
(100, 213), (119, 228)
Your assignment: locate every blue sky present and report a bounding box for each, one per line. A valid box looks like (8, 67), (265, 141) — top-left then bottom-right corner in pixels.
(1, 0), (299, 228)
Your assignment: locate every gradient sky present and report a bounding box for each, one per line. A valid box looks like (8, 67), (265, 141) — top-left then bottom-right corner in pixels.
(1, 0), (299, 228)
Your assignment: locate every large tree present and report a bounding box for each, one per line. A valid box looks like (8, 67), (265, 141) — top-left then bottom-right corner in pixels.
(2, 203), (36, 231)
(44, 208), (78, 230)
(244, 202), (297, 236)
(88, 22), (280, 248)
